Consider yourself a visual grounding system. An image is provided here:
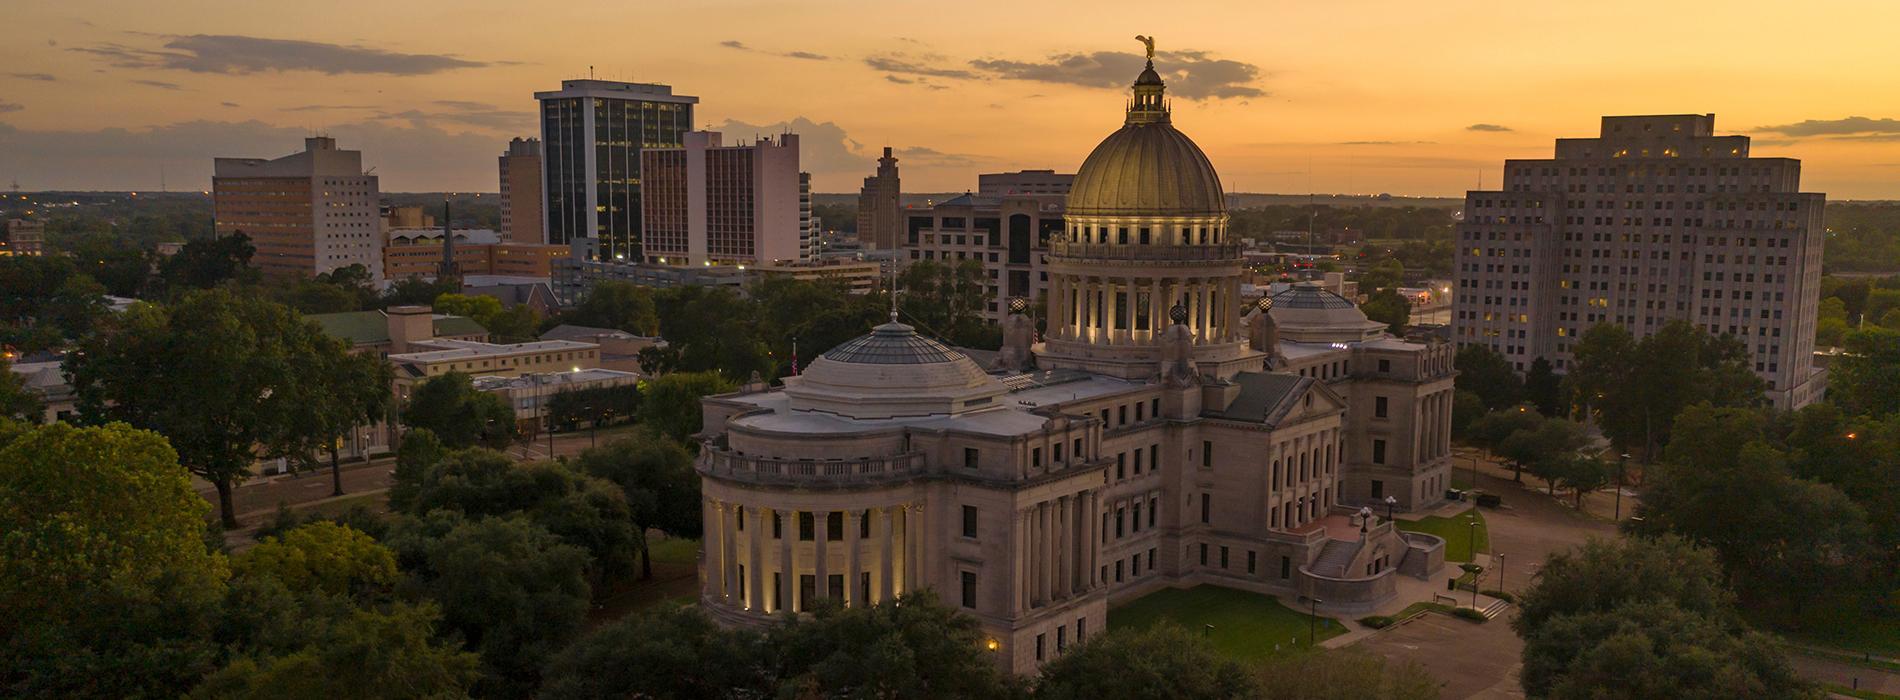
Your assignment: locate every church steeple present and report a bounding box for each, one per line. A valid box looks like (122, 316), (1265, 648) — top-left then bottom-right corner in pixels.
(1126, 35), (1170, 126)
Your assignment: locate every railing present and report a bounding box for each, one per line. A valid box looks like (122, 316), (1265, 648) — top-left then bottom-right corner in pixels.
(699, 447), (929, 485)
(1046, 240), (1244, 262)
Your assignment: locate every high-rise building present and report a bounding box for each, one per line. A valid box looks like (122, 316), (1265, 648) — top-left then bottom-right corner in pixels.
(534, 80), (697, 261)
(693, 50), (1454, 674)
(1453, 114), (1826, 409)
(857, 147), (902, 250)
(639, 132), (808, 267)
(901, 190), (1066, 323)
(213, 137), (383, 280)
(499, 137), (544, 245)
(979, 169), (1075, 196)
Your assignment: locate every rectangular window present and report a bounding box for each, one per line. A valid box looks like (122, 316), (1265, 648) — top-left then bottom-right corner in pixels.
(1077, 617), (1087, 642)
(1201, 494), (1211, 523)
(964, 447), (980, 469)
(1057, 624), (1067, 652)
(1119, 405), (1128, 425)
(1132, 502), (1142, 532)
(799, 512), (814, 541)
(1116, 508), (1125, 537)
(960, 571), (977, 609)
(1281, 556), (1291, 579)
(828, 511), (844, 541)
(1149, 547), (1157, 570)
(1248, 551), (1257, 574)
(1220, 546), (1230, 569)
(773, 512), (784, 539)
(1115, 560), (1125, 582)
(1149, 497), (1158, 528)
(962, 505), (979, 538)
(1199, 543), (1209, 566)
(1032, 447), (1042, 468)
(1372, 439), (1387, 465)
(1136, 402), (1145, 422)
(1375, 396), (1389, 418)
(1151, 444), (1159, 473)
(1116, 453), (1126, 480)
(1201, 441), (1212, 468)
(1037, 633), (1045, 661)
(860, 511), (871, 538)
(1132, 552), (1142, 574)
(1378, 359), (1391, 373)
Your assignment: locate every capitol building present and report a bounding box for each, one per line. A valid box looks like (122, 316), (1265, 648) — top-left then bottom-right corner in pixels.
(694, 50), (1455, 673)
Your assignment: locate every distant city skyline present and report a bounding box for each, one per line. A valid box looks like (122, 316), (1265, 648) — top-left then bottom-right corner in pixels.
(6, 1), (1900, 197)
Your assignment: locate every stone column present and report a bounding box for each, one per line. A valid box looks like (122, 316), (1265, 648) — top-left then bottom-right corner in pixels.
(904, 503), (924, 595)
(1078, 278), (1092, 342)
(722, 503), (739, 602)
(1013, 507), (1029, 615)
(702, 498), (719, 601)
(1037, 500), (1052, 604)
(813, 509), (830, 601)
(748, 506), (765, 611)
(777, 508), (795, 613)
(878, 506), (896, 602)
(845, 509), (863, 607)
(1122, 277), (1137, 343)
(1054, 496), (1069, 599)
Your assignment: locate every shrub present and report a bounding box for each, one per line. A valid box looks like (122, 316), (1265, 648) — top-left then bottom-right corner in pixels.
(1358, 615), (1394, 629)
(1452, 607), (1489, 623)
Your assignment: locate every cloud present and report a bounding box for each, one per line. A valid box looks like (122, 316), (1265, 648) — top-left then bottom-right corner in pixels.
(283, 104), (377, 112)
(131, 79), (183, 90)
(73, 34), (488, 75)
(221, 102), (240, 108)
(9, 72), (56, 81)
(713, 117), (865, 177)
(375, 101), (532, 132)
(0, 103), (22, 114)
(969, 49), (1264, 99)
(0, 119), (506, 191)
(721, 39), (831, 61)
(1337, 140), (1436, 145)
(894, 145), (988, 168)
(864, 55), (978, 80)
(1755, 116), (1900, 137)
(1466, 123), (1513, 132)
(885, 75), (915, 85)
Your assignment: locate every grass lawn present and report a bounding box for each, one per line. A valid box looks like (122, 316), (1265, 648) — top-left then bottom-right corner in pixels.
(1109, 585), (1343, 661)
(648, 536), (701, 564)
(1397, 508), (1488, 562)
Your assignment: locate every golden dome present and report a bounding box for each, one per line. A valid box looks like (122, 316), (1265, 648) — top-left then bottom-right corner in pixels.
(1066, 58), (1226, 218)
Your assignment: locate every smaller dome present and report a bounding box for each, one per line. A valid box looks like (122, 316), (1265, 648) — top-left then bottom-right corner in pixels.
(785, 319), (1007, 419)
(1135, 61), (1163, 86)
(1267, 283), (1389, 343)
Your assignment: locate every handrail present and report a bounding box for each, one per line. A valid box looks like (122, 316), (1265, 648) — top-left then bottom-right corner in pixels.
(699, 447), (929, 484)
(1046, 240), (1244, 261)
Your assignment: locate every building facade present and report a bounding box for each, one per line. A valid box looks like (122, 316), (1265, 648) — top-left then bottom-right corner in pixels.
(695, 56), (1454, 674)
(902, 192), (1067, 322)
(980, 170), (1075, 196)
(384, 228), (572, 280)
(857, 147), (902, 251)
(1452, 114), (1826, 408)
(213, 137), (383, 280)
(499, 137), (545, 245)
(1, 219), (43, 257)
(535, 80), (698, 260)
(640, 132), (809, 267)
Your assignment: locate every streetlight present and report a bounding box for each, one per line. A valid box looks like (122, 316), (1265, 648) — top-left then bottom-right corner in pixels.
(1614, 453), (1631, 521)
(1496, 553), (1506, 594)
(1466, 518), (1484, 608)
(1309, 597), (1324, 648)
(1384, 495), (1397, 523)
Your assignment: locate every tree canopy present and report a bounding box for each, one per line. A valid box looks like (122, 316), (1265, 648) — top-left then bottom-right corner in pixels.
(1564, 320), (1763, 458)
(399, 371), (517, 450)
(1034, 622), (1256, 700)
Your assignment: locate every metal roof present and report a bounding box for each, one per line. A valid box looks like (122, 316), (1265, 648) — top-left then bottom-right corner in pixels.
(820, 321), (962, 365)
(1269, 283), (1357, 310)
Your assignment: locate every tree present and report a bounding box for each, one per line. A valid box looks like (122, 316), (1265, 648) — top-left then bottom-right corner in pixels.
(1359, 288), (1409, 335)
(1523, 356), (1563, 416)
(562, 280), (659, 335)
(431, 293), (504, 327)
(0, 423), (229, 698)
(640, 371), (737, 443)
(546, 383), (640, 431)
(378, 276), (461, 309)
(1828, 326), (1900, 418)
(573, 431), (702, 578)
(1552, 455), (1612, 509)
(191, 602), (480, 700)
(288, 338), (392, 498)
(399, 372), (516, 450)
(386, 515), (592, 698)
(1514, 535), (1735, 641)
(0, 357), (43, 423)
(1567, 320), (1764, 459)
(1035, 622), (1257, 700)
(897, 259), (1000, 349)
(1631, 406), (1874, 615)
(1523, 600), (1818, 700)
(1495, 415), (1587, 483)
(1454, 345), (1522, 410)
(751, 275), (888, 378)
(230, 522), (398, 601)
(55, 230), (153, 297)
(66, 289), (338, 527)
(763, 591), (1018, 698)
(388, 427), (446, 513)
(541, 604), (763, 700)
(1357, 258), (1405, 291)
(393, 449), (639, 576)
(484, 303), (540, 343)
(159, 232), (258, 294)
(1449, 390), (1486, 441)
(652, 285), (774, 378)
(1253, 649), (1438, 700)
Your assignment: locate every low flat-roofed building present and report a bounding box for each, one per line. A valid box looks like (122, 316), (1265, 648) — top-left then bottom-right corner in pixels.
(473, 367), (639, 431)
(539, 324), (666, 374)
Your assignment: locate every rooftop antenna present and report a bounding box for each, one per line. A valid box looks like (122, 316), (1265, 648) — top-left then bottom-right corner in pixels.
(589, 65), (595, 79)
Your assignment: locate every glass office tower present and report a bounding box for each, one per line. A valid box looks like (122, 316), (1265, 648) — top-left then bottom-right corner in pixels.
(535, 80), (697, 262)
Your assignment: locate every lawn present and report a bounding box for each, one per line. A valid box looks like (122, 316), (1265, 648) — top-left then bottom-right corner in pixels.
(648, 536), (701, 564)
(1108, 585), (1343, 661)
(1397, 508), (1488, 562)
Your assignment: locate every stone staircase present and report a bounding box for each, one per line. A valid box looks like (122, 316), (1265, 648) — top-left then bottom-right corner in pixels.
(1479, 598), (1513, 620)
(1311, 539), (1359, 577)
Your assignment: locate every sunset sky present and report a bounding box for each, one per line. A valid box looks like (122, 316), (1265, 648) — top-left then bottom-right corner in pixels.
(6, 0), (1900, 198)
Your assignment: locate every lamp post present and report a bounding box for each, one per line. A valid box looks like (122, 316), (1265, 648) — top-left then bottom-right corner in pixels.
(1614, 453), (1630, 521)
(1466, 518), (1483, 608)
(1309, 597), (1324, 648)
(1497, 552), (1506, 594)
(1384, 495), (1397, 522)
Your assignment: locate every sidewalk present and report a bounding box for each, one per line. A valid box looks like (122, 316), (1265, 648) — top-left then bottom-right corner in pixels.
(1448, 448), (1641, 524)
